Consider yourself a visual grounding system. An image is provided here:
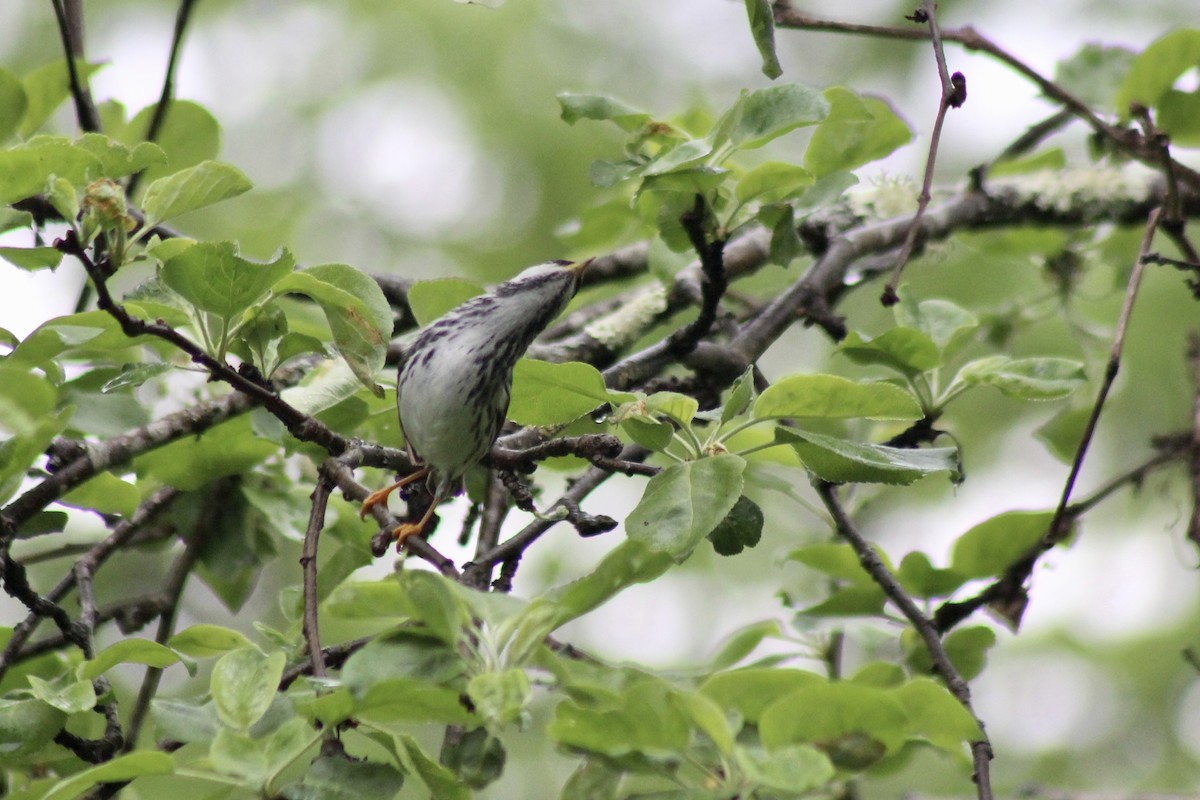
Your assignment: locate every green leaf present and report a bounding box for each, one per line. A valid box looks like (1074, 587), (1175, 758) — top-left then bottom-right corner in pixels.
(59, 472), (139, 516)
(407, 277), (483, 326)
(20, 60), (103, 137)
(0, 364), (57, 435)
(0, 411), (71, 507)
(0, 245), (62, 271)
(620, 415), (674, 451)
(721, 366), (756, 424)
(1157, 88), (1200, 147)
(680, 691), (735, 756)
(272, 264), (391, 393)
(355, 678), (478, 725)
(701, 668), (824, 723)
(644, 391), (699, 425)
(27, 675), (97, 714)
(897, 551), (967, 599)
(168, 624), (255, 657)
(1035, 404), (1091, 463)
(0, 67), (28, 143)
(759, 680), (908, 755)
(125, 100), (220, 187)
(950, 510), (1054, 579)
(754, 374), (922, 420)
(209, 717), (313, 784)
(0, 135), (101, 205)
(1055, 44), (1137, 112)
(141, 160), (252, 227)
(805, 87), (912, 177)
(958, 356), (1086, 400)
(440, 727), (506, 789)
(757, 202), (803, 266)
(151, 698), (221, 744)
(894, 291), (978, 352)
(625, 454), (746, 559)
(893, 678), (982, 751)
(718, 84), (829, 149)
(839, 328), (942, 376)
(0, 696), (66, 762)
(775, 427), (960, 485)
(340, 631), (465, 693)
(557, 93), (652, 132)
(211, 647), (287, 730)
(789, 542), (881, 583)
(467, 668), (531, 726)
(548, 679), (690, 759)
(704, 620), (783, 672)
(743, 0), (783, 79)
(78, 639), (181, 680)
(800, 584), (888, 617)
(135, 416), (277, 490)
(509, 359), (613, 426)
(394, 734), (471, 800)
(707, 494), (764, 556)
(736, 744), (834, 793)
(42, 752), (174, 800)
(398, 569), (470, 645)
(1115, 30), (1200, 118)
(906, 625), (997, 682)
(734, 161), (813, 205)
(560, 760), (621, 800)
(285, 754), (406, 800)
(162, 242), (294, 320)
(506, 540), (672, 662)
(74, 133), (166, 179)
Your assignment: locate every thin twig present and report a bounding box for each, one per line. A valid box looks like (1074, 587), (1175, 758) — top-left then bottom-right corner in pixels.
(815, 482), (993, 800)
(301, 469), (334, 679)
(936, 208), (1163, 632)
(882, 0), (967, 304)
(49, 0), (102, 132)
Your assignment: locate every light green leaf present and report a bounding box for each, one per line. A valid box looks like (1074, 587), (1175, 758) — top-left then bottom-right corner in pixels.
(950, 510), (1054, 579)
(0, 135), (101, 205)
(167, 624), (254, 657)
(958, 356), (1086, 400)
(736, 744), (834, 793)
(209, 717), (313, 784)
(644, 390), (699, 426)
(135, 416), (277, 490)
(721, 366), (756, 424)
(800, 584), (888, 617)
(394, 734), (471, 800)
(74, 133), (166, 179)
(20, 60), (103, 137)
(897, 551), (967, 599)
(701, 668), (824, 724)
(735, 161), (813, 205)
(354, 678), (478, 725)
(28, 675), (97, 715)
(60, 472), (139, 516)
(1035, 404), (1091, 463)
(759, 680), (908, 754)
(789, 542), (883, 583)
(141, 160), (252, 227)
(0, 364), (57, 435)
(681, 691), (735, 756)
(557, 93), (652, 132)
(1115, 30), (1200, 119)
(893, 678), (982, 751)
(894, 291), (978, 352)
(548, 680), (691, 759)
(625, 455), (746, 559)
(805, 87), (912, 177)
(560, 760), (621, 800)
(753, 374), (922, 420)
(620, 415), (675, 451)
(285, 755), (406, 800)
(78, 639), (180, 680)
(0, 245), (62, 271)
(162, 242), (293, 320)
(467, 668), (531, 726)
(839, 328), (941, 375)
(150, 698), (220, 744)
(211, 647), (286, 730)
(407, 277), (483, 326)
(272, 264), (391, 392)
(905, 625), (997, 682)
(42, 752), (173, 800)
(0, 67), (28, 143)
(124, 100), (220, 187)
(0, 696), (66, 761)
(399, 569), (469, 645)
(718, 84), (829, 150)
(743, 0), (783, 79)
(509, 359), (613, 426)
(775, 427), (960, 485)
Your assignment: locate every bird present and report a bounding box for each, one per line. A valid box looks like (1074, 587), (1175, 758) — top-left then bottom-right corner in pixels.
(361, 258), (591, 548)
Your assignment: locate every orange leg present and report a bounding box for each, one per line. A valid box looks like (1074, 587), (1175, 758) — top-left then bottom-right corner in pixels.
(359, 467), (429, 520)
(391, 501), (439, 551)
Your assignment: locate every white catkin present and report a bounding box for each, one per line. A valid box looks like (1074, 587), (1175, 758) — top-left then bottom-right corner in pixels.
(991, 166), (1156, 215)
(584, 283), (669, 349)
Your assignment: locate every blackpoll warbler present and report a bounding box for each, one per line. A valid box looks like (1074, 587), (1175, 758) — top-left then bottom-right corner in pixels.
(362, 259), (590, 547)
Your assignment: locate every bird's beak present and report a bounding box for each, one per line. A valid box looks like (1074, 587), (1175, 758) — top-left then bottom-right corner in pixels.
(568, 258), (593, 289)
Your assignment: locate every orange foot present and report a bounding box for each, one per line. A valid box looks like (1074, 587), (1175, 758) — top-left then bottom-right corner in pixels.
(391, 502), (438, 551)
(360, 468), (429, 520)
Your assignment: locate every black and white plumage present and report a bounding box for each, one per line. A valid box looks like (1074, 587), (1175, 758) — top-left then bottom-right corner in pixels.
(361, 259), (589, 547)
